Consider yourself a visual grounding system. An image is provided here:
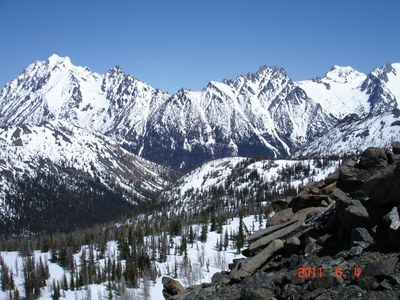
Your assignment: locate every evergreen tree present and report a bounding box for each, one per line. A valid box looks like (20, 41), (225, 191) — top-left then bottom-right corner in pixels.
(62, 273), (68, 291)
(69, 271), (75, 291)
(236, 213), (245, 254)
(224, 230), (229, 250)
(116, 259), (122, 282)
(52, 279), (60, 299)
(14, 288), (20, 300)
(200, 224), (208, 243)
(80, 249), (88, 285)
(107, 281), (113, 300)
(179, 236), (187, 255)
(188, 226), (194, 246)
(88, 245), (96, 284)
(210, 212), (217, 232)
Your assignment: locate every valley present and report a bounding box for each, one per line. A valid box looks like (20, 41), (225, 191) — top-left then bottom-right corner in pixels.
(0, 56), (399, 299)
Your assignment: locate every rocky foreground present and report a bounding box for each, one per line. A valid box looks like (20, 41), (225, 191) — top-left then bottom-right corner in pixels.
(163, 142), (400, 300)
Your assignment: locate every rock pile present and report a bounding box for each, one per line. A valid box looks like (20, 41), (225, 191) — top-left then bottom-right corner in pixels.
(163, 142), (400, 299)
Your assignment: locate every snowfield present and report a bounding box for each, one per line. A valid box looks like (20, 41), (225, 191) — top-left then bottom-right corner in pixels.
(162, 156), (340, 215)
(0, 120), (172, 203)
(0, 215), (265, 300)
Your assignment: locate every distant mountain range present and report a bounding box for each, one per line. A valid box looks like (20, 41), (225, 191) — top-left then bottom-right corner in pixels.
(2, 55), (398, 170)
(1, 54), (399, 233)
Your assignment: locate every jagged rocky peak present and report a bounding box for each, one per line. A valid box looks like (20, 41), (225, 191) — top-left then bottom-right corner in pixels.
(257, 64), (286, 76)
(245, 65), (288, 83)
(105, 65), (125, 77)
(360, 63), (400, 115)
(103, 65), (130, 89)
(371, 62), (400, 82)
(218, 65), (289, 88)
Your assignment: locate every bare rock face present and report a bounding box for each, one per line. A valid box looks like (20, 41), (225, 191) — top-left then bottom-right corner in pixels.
(165, 143), (400, 300)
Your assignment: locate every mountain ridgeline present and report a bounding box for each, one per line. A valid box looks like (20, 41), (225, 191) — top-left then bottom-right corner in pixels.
(0, 56), (400, 235)
(1, 55), (399, 170)
(0, 56), (400, 299)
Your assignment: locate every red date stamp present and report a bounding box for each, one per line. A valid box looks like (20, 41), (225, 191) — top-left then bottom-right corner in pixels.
(297, 267), (323, 278)
(297, 266), (362, 279)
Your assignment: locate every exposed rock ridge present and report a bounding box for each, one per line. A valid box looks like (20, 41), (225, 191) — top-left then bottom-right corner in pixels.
(164, 141), (400, 299)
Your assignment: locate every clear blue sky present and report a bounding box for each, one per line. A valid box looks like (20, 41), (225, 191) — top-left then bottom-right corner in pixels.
(1, 0), (399, 93)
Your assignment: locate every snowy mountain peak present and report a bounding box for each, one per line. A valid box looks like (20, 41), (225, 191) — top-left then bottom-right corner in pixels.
(298, 66), (368, 119)
(324, 65), (365, 83)
(47, 54), (72, 69)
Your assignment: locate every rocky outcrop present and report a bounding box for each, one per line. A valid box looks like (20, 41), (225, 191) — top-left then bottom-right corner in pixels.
(162, 277), (185, 299)
(163, 142), (400, 299)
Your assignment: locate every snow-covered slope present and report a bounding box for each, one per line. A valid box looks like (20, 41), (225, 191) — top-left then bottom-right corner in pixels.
(0, 120), (177, 234)
(161, 156), (340, 217)
(298, 63), (400, 119)
(0, 120), (173, 202)
(297, 66), (369, 118)
(296, 63), (400, 157)
(298, 110), (400, 157)
(0, 215), (260, 300)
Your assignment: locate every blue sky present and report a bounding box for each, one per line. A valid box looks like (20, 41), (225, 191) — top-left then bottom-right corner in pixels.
(0, 0), (399, 93)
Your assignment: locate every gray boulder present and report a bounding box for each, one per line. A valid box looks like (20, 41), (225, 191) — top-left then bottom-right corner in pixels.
(162, 277), (185, 299)
(266, 208), (294, 226)
(358, 147), (388, 169)
(336, 200), (369, 231)
(284, 236), (301, 252)
(230, 239), (284, 280)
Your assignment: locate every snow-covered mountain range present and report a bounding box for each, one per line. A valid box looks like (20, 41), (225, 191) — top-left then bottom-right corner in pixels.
(2, 55), (398, 170)
(0, 55), (399, 230)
